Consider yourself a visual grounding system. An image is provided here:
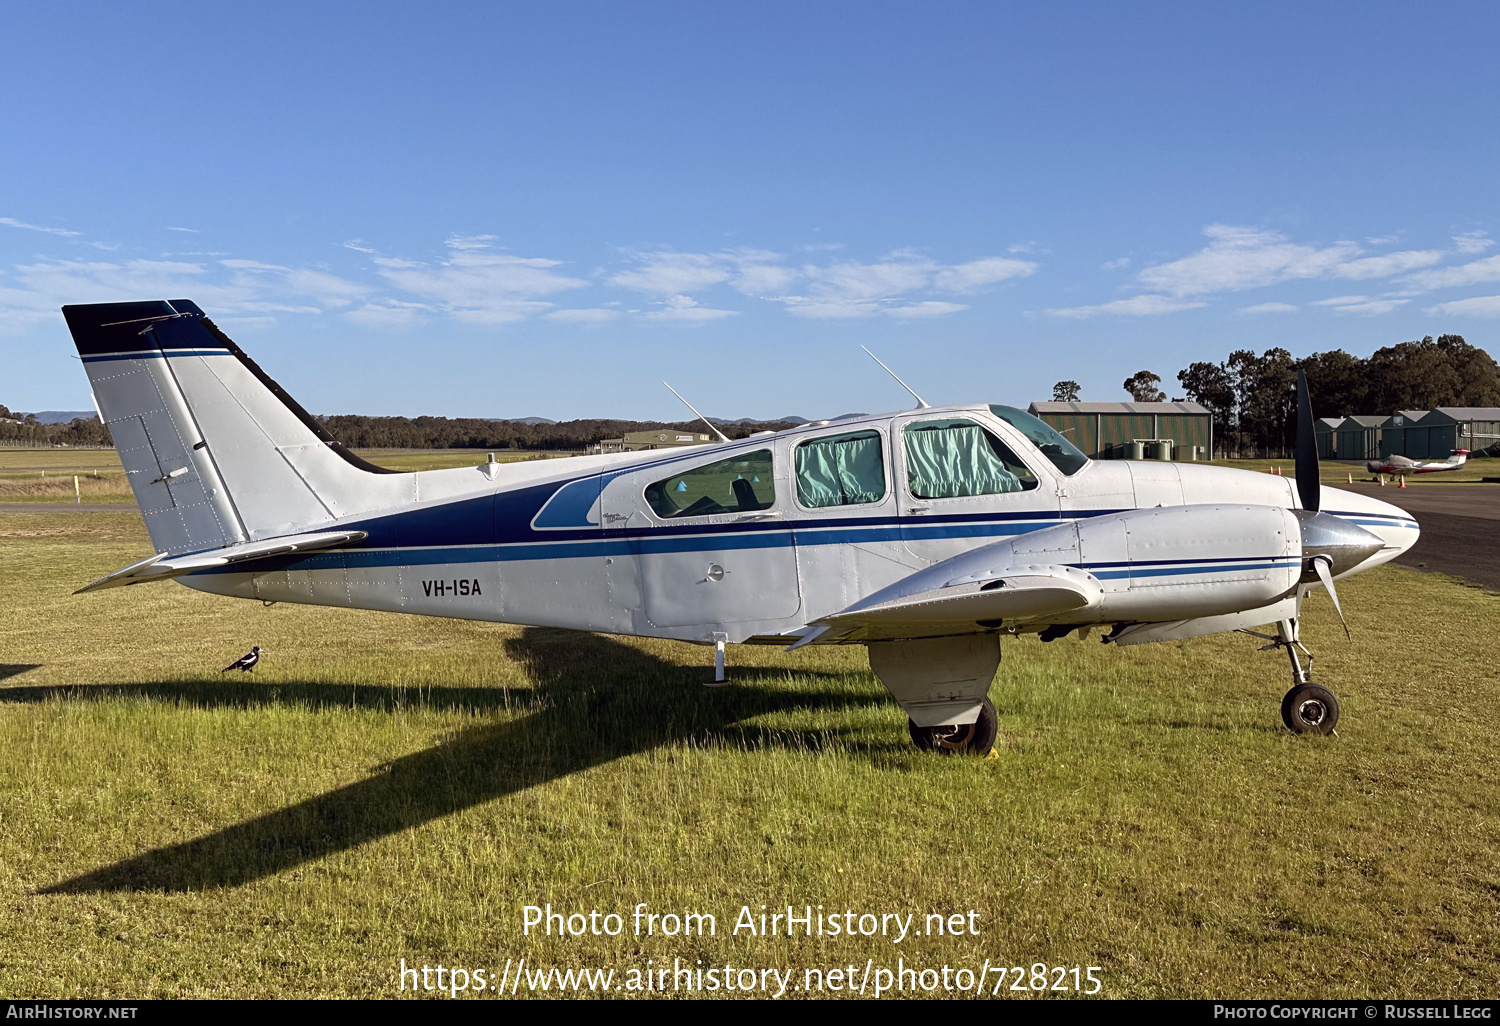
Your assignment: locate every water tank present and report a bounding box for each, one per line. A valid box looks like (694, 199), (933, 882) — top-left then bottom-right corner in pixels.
(1128, 441), (1146, 460)
(1149, 441), (1172, 460)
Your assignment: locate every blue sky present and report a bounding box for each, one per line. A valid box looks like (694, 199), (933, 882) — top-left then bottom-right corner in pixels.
(3, 1), (1498, 420)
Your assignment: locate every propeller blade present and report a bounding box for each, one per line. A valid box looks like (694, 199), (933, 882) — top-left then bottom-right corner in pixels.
(1295, 369), (1320, 513)
(1311, 555), (1349, 640)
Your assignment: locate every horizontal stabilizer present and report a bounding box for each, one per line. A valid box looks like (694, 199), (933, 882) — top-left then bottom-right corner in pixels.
(76, 530), (368, 594)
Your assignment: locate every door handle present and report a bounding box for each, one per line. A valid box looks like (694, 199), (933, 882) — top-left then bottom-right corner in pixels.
(905, 506), (930, 515)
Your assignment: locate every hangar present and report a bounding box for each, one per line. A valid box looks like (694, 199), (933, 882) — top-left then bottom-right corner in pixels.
(1381, 407), (1500, 459)
(1027, 401), (1213, 460)
(1333, 416), (1386, 461)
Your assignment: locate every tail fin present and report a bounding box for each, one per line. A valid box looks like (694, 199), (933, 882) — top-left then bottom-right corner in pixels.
(63, 300), (403, 553)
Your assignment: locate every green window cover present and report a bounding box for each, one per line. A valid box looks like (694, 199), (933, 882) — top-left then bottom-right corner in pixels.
(644, 449), (775, 519)
(795, 430), (886, 508)
(904, 420), (1036, 499)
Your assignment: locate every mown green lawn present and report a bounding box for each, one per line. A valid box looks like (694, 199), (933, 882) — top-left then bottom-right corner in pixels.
(0, 513), (1495, 998)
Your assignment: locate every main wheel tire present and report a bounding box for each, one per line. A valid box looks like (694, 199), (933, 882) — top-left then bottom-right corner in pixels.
(1281, 683), (1340, 735)
(908, 698), (999, 755)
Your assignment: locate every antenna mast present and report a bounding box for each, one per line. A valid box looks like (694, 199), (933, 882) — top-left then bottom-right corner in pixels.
(662, 381), (730, 443)
(861, 346), (930, 408)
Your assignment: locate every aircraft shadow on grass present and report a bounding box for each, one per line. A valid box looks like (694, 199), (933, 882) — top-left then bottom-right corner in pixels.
(16, 628), (882, 894)
(0, 664), (42, 683)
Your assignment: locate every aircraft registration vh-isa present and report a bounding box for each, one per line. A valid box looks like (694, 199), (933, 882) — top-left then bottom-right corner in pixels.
(63, 300), (1420, 753)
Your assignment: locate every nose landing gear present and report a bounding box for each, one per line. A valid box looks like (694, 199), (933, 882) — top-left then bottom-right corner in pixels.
(1238, 617), (1341, 735)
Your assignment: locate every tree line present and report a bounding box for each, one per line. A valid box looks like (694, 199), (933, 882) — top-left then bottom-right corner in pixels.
(10, 333), (1497, 456)
(0, 402), (801, 451)
(315, 415), (803, 450)
(1055, 334), (1499, 457)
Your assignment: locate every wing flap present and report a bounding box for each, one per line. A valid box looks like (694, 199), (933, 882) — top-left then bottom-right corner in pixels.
(76, 530), (369, 594)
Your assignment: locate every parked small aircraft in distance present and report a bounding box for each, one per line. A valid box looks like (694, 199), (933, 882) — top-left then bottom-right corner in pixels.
(63, 300), (1420, 750)
(1367, 450), (1468, 475)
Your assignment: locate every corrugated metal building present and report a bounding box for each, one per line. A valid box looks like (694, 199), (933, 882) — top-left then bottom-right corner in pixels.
(1381, 407), (1500, 458)
(1379, 410), (1432, 458)
(1314, 417), (1342, 459)
(1027, 401), (1213, 459)
(1334, 416), (1385, 461)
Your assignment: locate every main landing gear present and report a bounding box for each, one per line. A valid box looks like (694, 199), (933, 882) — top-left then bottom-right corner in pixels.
(908, 698), (999, 755)
(1239, 617), (1340, 735)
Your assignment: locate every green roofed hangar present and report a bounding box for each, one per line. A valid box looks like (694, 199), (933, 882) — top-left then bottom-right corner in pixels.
(1027, 401), (1213, 461)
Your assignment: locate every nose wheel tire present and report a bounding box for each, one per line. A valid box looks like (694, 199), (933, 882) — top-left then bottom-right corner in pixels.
(1281, 683), (1340, 735)
(909, 698), (998, 755)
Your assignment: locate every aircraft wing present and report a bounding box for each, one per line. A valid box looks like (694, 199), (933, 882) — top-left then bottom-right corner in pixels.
(76, 529), (369, 594)
(802, 562), (1103, 644)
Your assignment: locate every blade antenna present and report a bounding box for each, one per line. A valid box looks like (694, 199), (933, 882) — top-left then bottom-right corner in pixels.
(861, 346), (930, 409)
(662, 381), (730, 443)
(1294, 369), (1320, 513)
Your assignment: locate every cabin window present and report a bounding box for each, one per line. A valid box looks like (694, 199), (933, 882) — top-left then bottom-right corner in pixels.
(988, 405), (1089, 475)
(795, 430), (886, 508)
(644, 449), (775, 519)
(903, 419), (1038, 499)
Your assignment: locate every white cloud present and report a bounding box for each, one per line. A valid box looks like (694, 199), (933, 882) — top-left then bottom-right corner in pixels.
(0, 216), (81, 238)
(610, 251), (733, 294)
(1239, 302), (1298, 314)
(642, 294), (738, 322)
(445, 233), (498, 251)
(1426, 295), (1500, 317)
(1453, 231), (1493, 255)
(166, 226), (199, 233)
(1312, 295), (1408, 315)
(343, 301), (429, 331)
(1044, 295), (1207, 319)
(1137, 224), (1361, 296)
(1132, 223), (1446, 299)
(1333, 250), (1444, 278)
(342, 239), (379, 254)
(885, 301), (968, 318)
(374, 237), (585, 324)
(0, 256), (334, 332)
(931, 256), (1036, 292)
(1101, 257), (1131, 271)
(219, 258), (370, 307)
(1402, 254), (1500, 292)
(613, 247), (1031, 318)
(730, 260), (799, 296)
(547, 308), (620, 323)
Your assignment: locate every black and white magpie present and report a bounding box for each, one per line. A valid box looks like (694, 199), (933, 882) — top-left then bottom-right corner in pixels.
(222, 646), (262, 673)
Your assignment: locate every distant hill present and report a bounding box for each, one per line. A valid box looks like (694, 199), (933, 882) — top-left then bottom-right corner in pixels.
(491, 416), (558, 426)
(706, 415), (811, 426)
(27, 411), (97, 424)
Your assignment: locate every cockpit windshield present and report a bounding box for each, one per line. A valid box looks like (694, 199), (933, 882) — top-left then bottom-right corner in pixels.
(988, 406), (1089, 476)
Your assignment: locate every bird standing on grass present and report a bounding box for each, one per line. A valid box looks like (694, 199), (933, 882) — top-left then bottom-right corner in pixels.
(222, 646), (262, 672)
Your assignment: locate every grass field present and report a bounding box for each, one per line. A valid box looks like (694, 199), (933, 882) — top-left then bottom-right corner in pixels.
(0, 511), (1496, 999)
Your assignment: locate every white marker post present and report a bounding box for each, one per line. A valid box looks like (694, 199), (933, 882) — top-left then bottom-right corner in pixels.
(74, 475), (80, 504)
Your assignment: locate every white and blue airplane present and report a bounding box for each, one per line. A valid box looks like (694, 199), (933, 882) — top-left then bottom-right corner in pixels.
(63, 300), (1419, 751)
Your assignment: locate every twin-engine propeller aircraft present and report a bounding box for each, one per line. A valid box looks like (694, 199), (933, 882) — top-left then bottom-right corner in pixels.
(1366, 450), (1468, 476)
(63, 300), (1419, 751)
